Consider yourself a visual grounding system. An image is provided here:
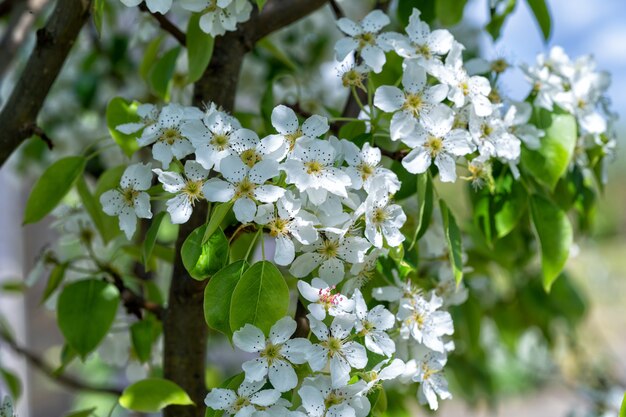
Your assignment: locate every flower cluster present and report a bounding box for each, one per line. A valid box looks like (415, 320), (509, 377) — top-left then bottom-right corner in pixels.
(97, 6), (618, 415)
(521, 46), (617, 181)
(119, 0), (252, 37)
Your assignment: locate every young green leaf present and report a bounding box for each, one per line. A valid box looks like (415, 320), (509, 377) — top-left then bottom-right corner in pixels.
(229, 261), (289, 335)
(41, 262), (68, 304)
(131, 319), (161, 363)
(182, 225), (229, 280)
(106, 97), (142, 157)
(149, 46), (181, 100)
(521, 110), (577, 190)
(57, 279), (120, 359)
(143, 211), (166, 270)
(494, 177), (528, 238)
(63, 408), (97, 417)
(409, 172), (434, 249)
(0, 367), (21, 401)
(24, 156), (86, 224)
(525, 0), (552, 41)
(440, 201), (463, 284)
(187, 13), (215, 84)
(119, 378), (194, 412)
(204, 260), (249, 338)
(202, 201), (234, 244)
(436, 0), (468, 26)
(620, 392), (626, 417)
(530, 194), (572, 291)
(76, 176), (109, 243)
(256, 0), (268, 10)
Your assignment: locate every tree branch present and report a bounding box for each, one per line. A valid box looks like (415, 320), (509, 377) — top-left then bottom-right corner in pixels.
(164, 2), (329, 417)
(0, 333), (123, 396)
(139, 3), (186, 46)
(101, 264), (165, 320)
(0, 0), (92, 168)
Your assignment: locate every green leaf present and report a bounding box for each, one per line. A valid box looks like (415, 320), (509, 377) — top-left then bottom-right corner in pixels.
(0, 367), (21, 400)
(23, 156), (86, 224)
(182, 225), (229, 280)
(76, 176), (109, 243)
(187, 13), (215, 83)
(140, 36), (164, 82)
(204, 261), (249, 338)
(525, 0), (552, 41)
(619, 392), (626, 417)
(41, 263), (67, 304)
(149, 46), (181, 100)
(92, 0), (104, 36)
(57, 279), (120, 358)
(440, 201), (463, 284)
(119, 378), (194, 412)
(256, 0), (267, 10)
(494, 176), (527, 238)
(230, 261), (289, 335)
(486, 0), (517, 40)
(131, 319), (161, 363)
(106, 97), (141, 157)
(143, 212), (166, 270)
(409, 173), (434, 249)
(436, 0), (468, 26)
(521, 110), (577, 190)
(202, 201), (234, 244)
(257, 38), (298, 71)
(530, 194), (573, 291)
(64, 408), (96, 417)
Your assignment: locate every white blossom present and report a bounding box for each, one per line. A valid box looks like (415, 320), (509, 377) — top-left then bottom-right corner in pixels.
(135, 103), (204, 168)
(204, 379), (280, 417)
(353, 289), (396, 357)
(335, 10), (392, 73)
(392, 9), (453, 67)
(374, 60), (452, 141)
(255, 191), (318, 266)
(180, 0), (252, 37)
(100, 163), (153, 240)
(153, 160), (208, 224)
(120, 0), (171, 14)
(233, 318), (313, 392)
(203, 155), (284, 223)
(182, 110), (241, 171)
(298, 375), (370, 417)
(269, 105), (329, 153)
(397, 292), (454, 353)
(413, 352), (452, 410)
(307, 315), (368, 388)
(297, 278), (354, 321)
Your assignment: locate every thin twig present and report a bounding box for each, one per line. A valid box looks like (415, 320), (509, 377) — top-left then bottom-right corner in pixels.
(380, 148), (408, 161)
(139, 4), (186, 46)
(0, 333), (123, 396)
(328, 0), (344, 19)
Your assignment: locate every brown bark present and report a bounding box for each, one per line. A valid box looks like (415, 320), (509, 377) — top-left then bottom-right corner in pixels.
(162, 1), (329, 416)
(0, 0), (92, 167)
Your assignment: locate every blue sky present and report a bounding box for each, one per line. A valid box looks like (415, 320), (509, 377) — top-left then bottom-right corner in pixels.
(465, 0), (626, 128)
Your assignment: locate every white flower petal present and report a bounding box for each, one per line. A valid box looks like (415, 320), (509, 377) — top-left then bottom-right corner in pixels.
(233, 324), (266, 352)
(202, 179), (235, 202)
(271, 105), (299, 135)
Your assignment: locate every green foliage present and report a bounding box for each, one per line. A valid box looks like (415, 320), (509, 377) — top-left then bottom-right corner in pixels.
(204, 260), (249, 338)
(106, 97), (141, 157)
(41, 262), (67, 304)
(530, 194), (573, 291)
(64, 408), (96, 417)
(440, 201), (464, 284)
(521, 110), (577, 190)
(0, 367), (21, 401)
(131, 319), (162, 363)
(229, 261), (290, 335)
(182, 225), (229, 280)
(410, 173), (434, 248)
(620, 392), (626, 417)
(119, 378), (194, 412)
(525, 0), (552, 41)
(436, 0), (468, 26)
(76, 176), (109, 243)
(486, 0), (517, 40)
(57, 279), (120, 359)
(203, 202), (234, 244)
(256, 0), (268, 10)
(187, 14), (215, 83)
(143, 211), (166, 270)
(149, 46), (181, 100)
(24, 156), (86, 224)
